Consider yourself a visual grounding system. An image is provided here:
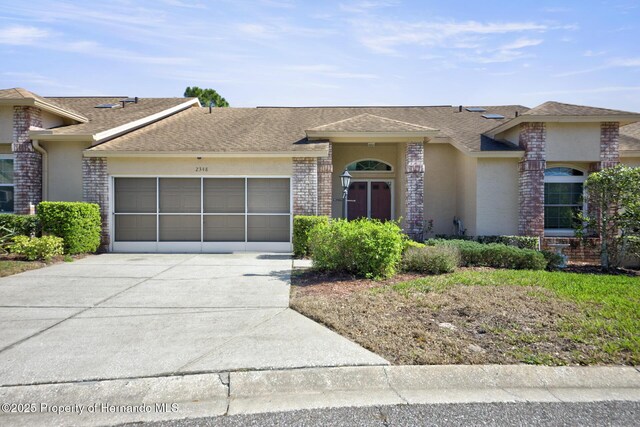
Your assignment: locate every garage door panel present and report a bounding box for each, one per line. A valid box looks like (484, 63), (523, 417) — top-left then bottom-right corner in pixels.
(247, 178), (290, 213)
(159, 178), (201, 213)
(115, 215), (156, 242)
(204, 179), (245, 213)
(115, 178), (156, 213)
(159, 215), (200, 242)
(203, 215), (245, 242)
(248, 215), (290, 242)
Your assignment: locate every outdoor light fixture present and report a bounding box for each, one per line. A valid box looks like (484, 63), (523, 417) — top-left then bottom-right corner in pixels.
(340, 169), (352, 219)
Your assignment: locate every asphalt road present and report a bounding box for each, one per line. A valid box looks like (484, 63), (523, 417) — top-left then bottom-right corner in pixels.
(127, 401), (640, 427)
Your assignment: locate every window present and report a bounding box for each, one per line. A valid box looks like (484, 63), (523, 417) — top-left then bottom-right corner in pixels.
(0, 156), (14, 213)
(346, 160), (392, 172)
(544, 167), (585, 232)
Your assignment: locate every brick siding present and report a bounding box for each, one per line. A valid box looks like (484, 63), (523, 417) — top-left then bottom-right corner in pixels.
(82, 157), (110, 250)
(316, 143), (333, 216)
(404, 142), (425, 239)
(292, 157), (318, 216)
(518, 122), (546, 237)
(541, 237), (600, 265)
(12, 106), (42, 214)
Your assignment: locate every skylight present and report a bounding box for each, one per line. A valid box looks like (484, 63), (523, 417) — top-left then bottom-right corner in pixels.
(465, 107), (486, 112)
(95, 103), (119, 109)
(482, 113), (505, 119)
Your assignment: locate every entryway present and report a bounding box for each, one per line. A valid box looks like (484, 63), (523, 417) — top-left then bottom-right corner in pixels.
(347, 180), (393, 221)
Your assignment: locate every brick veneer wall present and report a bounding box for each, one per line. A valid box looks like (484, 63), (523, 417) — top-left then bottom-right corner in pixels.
(293, 157), (318, 215)
(599, 122), (620, 169)
(404, 142), (425, 239)
(518, 122), (546, 237)
(12, 106), (42, 214)
(316, 144), (333, 216)
(82, 157), (110, 250)
(541, 237), (600, 264)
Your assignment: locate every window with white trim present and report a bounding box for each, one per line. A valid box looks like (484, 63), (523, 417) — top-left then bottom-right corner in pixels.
(544, 167), (585, 232)
(0, 155), (14, 213)
(346, 159), (392, 172)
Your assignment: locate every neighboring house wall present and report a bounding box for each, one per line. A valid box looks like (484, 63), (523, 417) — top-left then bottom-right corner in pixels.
(0, 107), (12, 143)
(424, 143), (457, 235)
(455, 150), (477, 236)
(546, 123), (601, 162)
(476, 158), (519, 236)
(41, 140), (89, 201)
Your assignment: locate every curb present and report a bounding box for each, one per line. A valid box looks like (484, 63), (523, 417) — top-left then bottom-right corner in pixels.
(1, 365), (639, 425)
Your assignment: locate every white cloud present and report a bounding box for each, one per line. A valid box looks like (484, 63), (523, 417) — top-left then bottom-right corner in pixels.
(526, 86), (640, 96)
(500, 38), (543, 51)
(555, 57), (640, 77)
(0, 25), (50, 45)
(340, 1), (398, 14)
(283, 64), (379, 79)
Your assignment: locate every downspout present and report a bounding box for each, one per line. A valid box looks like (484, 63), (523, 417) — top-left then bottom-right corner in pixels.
(32, 139), (48, 201)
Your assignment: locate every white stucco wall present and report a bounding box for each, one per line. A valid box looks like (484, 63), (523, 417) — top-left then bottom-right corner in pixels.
(41, 140), (91, 201)
(41, 111), (65, 129)
(546, 122), (601, 162)
(622, 157), (640, 167)
(424, 143), (457, 235)
(475, 158), (519, 236)
(107, 157), (293, 176)
(0, 107), (12, 143)
(455, 150), (477, 236)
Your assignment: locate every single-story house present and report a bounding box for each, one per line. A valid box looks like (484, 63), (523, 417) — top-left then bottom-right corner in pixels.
(1, 87), (639, 256)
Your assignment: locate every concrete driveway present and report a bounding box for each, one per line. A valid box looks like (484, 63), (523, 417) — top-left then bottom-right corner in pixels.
(0, 254), (386, 386)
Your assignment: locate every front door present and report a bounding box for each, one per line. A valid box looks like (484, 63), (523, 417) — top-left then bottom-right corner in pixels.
(347, 181), (392, 221)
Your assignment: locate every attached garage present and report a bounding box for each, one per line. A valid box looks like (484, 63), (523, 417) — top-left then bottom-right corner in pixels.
(111, 177), (292, 253)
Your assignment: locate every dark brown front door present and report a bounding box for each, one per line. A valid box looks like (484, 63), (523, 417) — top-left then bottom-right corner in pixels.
(371, 181), (391, 220)
(347, 181), (391, 221)
(347, 182), (368, 220)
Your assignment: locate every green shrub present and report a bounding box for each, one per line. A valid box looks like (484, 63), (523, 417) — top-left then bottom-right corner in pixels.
(542, 250), (565, 271)
(403, 240), (426, 252)
(402, 245), (461, 274)
(293, 215), (330, 258)
(37, 202), (101, 254)
(0, 214), (40, 237)
(426, 239), (547, 270)
(434, 234), (540, 250)
(10, 235), (64, 261)
(309, 218), (404, 279)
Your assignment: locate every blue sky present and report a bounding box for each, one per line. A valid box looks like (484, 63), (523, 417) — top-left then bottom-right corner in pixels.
(1, 0), (639, 110)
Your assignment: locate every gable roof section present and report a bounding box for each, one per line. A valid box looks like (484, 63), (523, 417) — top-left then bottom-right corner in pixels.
(87, 105), (526, 156)
(0, 88), (88, 123)
(621, 122), (640, 154)
(522, 101), (635, 117)
(306, 113), (438, 135)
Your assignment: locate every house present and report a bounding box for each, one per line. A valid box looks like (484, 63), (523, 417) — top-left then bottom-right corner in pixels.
(1, 87), (639, 256)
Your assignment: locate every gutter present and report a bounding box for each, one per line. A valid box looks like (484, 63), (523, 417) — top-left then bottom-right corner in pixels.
(83, 149), (330, 158)
(31, 140), (48, 200)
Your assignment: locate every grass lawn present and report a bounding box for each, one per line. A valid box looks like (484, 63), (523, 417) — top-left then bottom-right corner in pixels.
(0, 259), (47, 277)
(291, 268), (640, 366)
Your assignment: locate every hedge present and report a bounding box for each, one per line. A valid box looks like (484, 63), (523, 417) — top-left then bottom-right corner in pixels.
(37, 202), (101, 254)
(434, 234), (540, 250)
(309, 218), (405, 279)
(426, 239), (547, 270)
(0, 214), (40, 237)
(10, 235), (64, 261)
(293, 215), (330, 258)
(402, 245), (461, 275)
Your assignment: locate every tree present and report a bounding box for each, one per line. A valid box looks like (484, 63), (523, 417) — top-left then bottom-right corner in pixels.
(575, 165), (640, 269)
(184, 86), (229, 107)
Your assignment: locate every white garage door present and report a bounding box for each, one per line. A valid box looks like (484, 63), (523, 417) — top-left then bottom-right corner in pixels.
(112, 177), (292, 253)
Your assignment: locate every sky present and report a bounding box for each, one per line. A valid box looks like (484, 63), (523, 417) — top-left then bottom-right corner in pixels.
(0, 0), (639, 110)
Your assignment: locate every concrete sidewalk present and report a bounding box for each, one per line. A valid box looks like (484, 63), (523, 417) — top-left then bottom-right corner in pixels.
(1, 365), (639, 426)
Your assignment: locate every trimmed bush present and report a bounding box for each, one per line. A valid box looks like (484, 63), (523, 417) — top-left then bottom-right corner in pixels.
(426, 239), (547, 270)
(434, 234), (540, 250)
(403, 240), (426, 252)
(402, 245), (461, 274)
(0, 214), (40, 237)
(309, 218), (404, 279)
(10, 235), (64, 261)
(542, 250), (564, 271)
(293, 215), (330, 258)
(37, 202), (101, 254)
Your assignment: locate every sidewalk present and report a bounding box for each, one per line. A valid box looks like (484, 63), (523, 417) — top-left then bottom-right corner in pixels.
(1, 365), (639, 426)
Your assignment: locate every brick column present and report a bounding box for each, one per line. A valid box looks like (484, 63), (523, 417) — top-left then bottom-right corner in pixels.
(404, 142), (425, 239)
(518, 122), (546, 237)
(82, 157), (110, 250)
(316, 143), (333, 217)
(292, 157), (318, 216)
(590, 122), (620, 172)
(12, 106), (42, 214)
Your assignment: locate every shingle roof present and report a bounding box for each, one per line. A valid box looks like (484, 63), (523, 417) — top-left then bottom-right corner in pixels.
(43, 97), (196, 136)
(621, 122), (640, 152)
(0, 88), (87, 120)
(522, 101), (636, 117)
(307, 113), (437, 133)
(89, 105), (527, 154)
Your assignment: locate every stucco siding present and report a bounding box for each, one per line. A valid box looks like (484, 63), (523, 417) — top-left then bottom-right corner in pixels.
(106, 157), (293, 176)
(0, 144), (12, 154)
(546, 122), (601, 162)
(455, 151), (477, 236)
(424, 144), (457, 235)
(41, 111), (65, 129)
(331, 143), (399, 218)
(622, 157), (640, 167)
(0, 107), (12, 143)
(41, 140), (90, 201)
(476, 158), (519, 235)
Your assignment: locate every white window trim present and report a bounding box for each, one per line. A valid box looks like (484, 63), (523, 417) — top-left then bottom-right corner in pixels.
(543, 167), (587, 237)
(0, 154), (15, 214)
(345, 159), (394, 174)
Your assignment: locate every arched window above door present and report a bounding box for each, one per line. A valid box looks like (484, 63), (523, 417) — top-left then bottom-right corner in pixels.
(346, 159), (393, 172)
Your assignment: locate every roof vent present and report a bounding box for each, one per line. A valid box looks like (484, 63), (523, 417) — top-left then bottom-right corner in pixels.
(95, 103), (120, 109)
(482, 113), (505, 120)
(466, 107), (486, 113)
